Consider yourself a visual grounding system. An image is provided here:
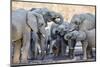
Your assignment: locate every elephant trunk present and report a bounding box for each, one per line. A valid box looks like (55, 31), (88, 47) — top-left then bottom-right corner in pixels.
(64, 33), (72, 41)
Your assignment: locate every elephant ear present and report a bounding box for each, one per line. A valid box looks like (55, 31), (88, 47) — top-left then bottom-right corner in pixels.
(27, 11), (38, 33)
(43, 11), (53, 23)
(27, 11), (46, 36)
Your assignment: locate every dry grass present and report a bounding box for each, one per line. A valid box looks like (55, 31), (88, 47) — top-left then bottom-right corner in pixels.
(12, 1), (95, 22)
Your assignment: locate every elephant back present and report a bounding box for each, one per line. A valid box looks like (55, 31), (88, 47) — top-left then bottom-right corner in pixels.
(12, 9), (27, 41)
(27, 11), (39, 33)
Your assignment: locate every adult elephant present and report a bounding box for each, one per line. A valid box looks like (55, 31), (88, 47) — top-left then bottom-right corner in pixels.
(69, 13), (96, 59)
(11, 8), (64, 64)
(64, 29), (95, 60)
(70, 13), (95, 31)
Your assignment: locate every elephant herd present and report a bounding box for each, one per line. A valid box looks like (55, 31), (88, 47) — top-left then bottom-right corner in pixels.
(11, 8), (96, 64)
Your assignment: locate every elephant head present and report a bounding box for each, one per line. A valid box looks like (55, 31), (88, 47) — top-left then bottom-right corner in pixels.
(71, 14), (83, 25)
(49, 11), (64, 24)
(56, 22), (77, 36)
(56, 24), (66, 36)
(30, 8), (64, 26)
(70, 13), (95, 31)
(64, 30), (86, 41)
(27, 8), (65, 38)
(70, 14), (85, 31)
(42, 10), (64, 25)
(64, 30), (79, 41)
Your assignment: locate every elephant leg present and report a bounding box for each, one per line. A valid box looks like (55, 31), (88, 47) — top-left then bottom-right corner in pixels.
(13, 39), (21, 64)
(87, 45), (93, 59)
(82, 41), (88, 60)
(28, 38), (35, 60)
(68, 39), (76, 59)
(45, 41), (49, 55)
(21, 27), (31, 63)
(32, 32), (39, 59)
(39, 35), (46, 57)
(34, 35), (39, 59)
(45, 38), (50, 55)
(50, 40), (56, 54)
(61, 39), (66, 56)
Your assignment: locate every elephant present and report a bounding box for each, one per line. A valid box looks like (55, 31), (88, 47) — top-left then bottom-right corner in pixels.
(51, 21), (83, 58)
(69, 13), (96, 60)
(44, 12), (64, 54)
(50, 21), (75, 57)
(64, 30), (87, 59)
(12, 9), (28, 64)
(11, 8), (64, 64)
(29, 10), (64, 57)
(49, 21), (63, 55)
(70, 13), (95, 31)
(64, 29), (95, 60)
(55, 22), (77, 58)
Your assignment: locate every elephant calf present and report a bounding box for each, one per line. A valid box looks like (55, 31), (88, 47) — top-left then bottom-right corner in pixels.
(53, 22), (77, 58)
(64, 29), (95, 60)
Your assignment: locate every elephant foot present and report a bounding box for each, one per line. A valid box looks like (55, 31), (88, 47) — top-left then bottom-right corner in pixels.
(40, 51), (46, 60)
(21, 59), (28, 64)
(82, 56), (87, 60)
(13, 58), (20, 64)
(87, 50), (93, 59)
(28, 56), (36, 60)
(68, 49), (74, 59)
(68, 55), (74, 59)
(87, 54), (93, 59)
(87, 53), (92, 58)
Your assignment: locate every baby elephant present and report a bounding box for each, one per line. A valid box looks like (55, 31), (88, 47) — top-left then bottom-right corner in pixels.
(64, 29), (95, 60)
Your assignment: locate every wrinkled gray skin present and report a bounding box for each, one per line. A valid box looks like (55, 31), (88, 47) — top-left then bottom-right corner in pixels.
(70, 13), (95, 31)
(70, 13), (96, 60)
(11, 8), (63, 64)
(30, 10), (64, 57)
(50, 22), (75, 57)
(64, 30), (87, 59)
(45, 12), (64, 54)
(64, 29), (95, 60)
(55, 22), (77, 58)
(64, 30), (86, 41)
